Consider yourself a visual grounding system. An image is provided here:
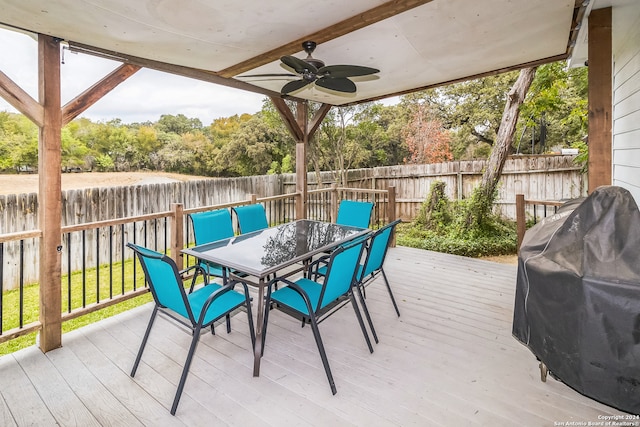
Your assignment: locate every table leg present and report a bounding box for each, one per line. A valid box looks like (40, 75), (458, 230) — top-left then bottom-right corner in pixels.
(253, 278), (265, 377)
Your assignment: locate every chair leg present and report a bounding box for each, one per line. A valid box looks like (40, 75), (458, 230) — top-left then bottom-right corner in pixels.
(350, 292), (375, 352)
(171, 324), (202, 415)
(308, 314), (337, 395)
(354, 285), (378, 345)
(381, 269), (400, 317)
(243, 289), (256, 348)
(131, 306), (158, 377)
(261, 287), (273, 357)
(226, 314), (231, 333)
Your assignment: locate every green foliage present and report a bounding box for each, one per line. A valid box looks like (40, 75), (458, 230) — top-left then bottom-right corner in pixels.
(414, 181), (452, 231)
(400, 61), (588, 160)
(94, 154), (115, 171)
(399, 181), (517, 257)
(397, 226), (517, 257)
(571, 139), (589, 173)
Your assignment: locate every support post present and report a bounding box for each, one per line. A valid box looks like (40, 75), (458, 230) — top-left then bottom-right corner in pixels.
(330, 183), (339, 223)
(588, 7), (612, 192)
(171, 203), (184, 269)
(516, 194), (526, 253)
(295, 101), (309, 220)
(38, 35), (63, 352)
(387, 186), (397, 247)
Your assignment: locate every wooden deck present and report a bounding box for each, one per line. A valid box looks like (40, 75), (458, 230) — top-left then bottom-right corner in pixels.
(0, 247), (625, 426)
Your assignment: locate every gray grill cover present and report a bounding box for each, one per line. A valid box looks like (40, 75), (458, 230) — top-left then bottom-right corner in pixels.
(513, 186), (640, 414)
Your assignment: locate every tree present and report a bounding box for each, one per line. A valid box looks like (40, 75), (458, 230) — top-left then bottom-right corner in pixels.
(155, 114), (202, 135)
(465, 67), (538, 230)
(316, 105), (370, 185)
(402, 103), (453, 164)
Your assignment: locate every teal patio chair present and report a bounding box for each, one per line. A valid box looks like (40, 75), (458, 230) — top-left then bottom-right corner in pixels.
(127, 243), (255, 415)
(188, 209), (235, 283)
(310, 220), (401, 344)
(262, 239), (374, 395)
(336, 200), (374, 229)
(232, 203), (269, 234)
(358, 219), (402, 317)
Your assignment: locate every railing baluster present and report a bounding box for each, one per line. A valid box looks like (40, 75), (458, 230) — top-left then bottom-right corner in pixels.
(67, 233), (72, 313)
(109, 225), (113, 299)
(121, 223), (125, 295)
(19, 239), (24, 328)
(133, 222), (137, 290)
(0, 242), (3, 334)
(82, 230), (86, 308)
(153, 218), (158, 252)
(163, 217), (168, 253)
(96, 228), (100, 304)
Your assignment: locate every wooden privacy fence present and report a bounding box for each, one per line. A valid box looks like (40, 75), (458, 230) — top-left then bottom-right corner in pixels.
(286, 154), (586, 221)
(0, 154), (584, 289)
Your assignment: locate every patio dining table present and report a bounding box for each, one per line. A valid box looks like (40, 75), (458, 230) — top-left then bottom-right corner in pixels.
(182, 219), (369, 376)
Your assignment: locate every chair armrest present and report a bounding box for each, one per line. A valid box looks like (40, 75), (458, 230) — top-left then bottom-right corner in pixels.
(266, 276), (315, 314)
(196, 282), (241, 325)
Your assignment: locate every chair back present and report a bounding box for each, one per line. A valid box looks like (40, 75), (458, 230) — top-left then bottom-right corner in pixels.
(361, 220), (401, 278)
(336, 200), (374, 228)
(233, 203), (269, 234)
(319, 239), (366, 309)
(189, 209), (234, 245)
(127, 243), (193, 322)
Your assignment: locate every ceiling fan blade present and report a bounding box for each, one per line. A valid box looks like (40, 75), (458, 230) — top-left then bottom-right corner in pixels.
(281, 79), (313, 94)
(237, 73), (297, 78)
(315, 77), (357, 93)
(317, 64), (380, 78)
(281, 55), (318, 74)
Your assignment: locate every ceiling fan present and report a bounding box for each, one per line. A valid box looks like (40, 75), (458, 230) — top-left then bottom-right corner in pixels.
(239, 41), (380, 95)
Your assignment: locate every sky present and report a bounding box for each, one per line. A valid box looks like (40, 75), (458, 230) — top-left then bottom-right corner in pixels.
(0, 27), (268, 125)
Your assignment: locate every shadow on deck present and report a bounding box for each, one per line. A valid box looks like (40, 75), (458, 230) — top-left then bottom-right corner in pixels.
(0, 247), (623, 426)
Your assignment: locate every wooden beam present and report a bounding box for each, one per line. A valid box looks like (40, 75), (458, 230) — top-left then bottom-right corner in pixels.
(37, 34), (63, 352)
(270, 97), (304, 141)
(295, 101), (309, 220)
(587, 7), (612, 192)
(0, 70), (43, 126)
(67, 41), (296, 101)
(218, 0), (435, 78)
(62, 63), (141, 125)
(308, 103), (332, 141)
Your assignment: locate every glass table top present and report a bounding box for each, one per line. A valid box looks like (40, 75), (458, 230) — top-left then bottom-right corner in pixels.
(182, 219), (369, 278)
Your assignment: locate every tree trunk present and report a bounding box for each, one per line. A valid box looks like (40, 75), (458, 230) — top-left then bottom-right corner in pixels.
(480, 67), (537, 200)
(464, 67), (537, 230)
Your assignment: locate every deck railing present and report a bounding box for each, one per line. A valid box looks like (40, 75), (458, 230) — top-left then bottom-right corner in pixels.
(0, 186), (394, 348)
(515, 194), (565, 252)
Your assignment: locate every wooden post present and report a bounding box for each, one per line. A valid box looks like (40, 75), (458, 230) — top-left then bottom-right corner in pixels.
(516, 194), (526, 253)
(330, 182), (339, 223)
(249, 193), (258, 204)
(388, 186), (397, 247)
(588, 7), (612, 193)
(38, 35), (63, 352)
(171, 203), (184, 269)
(295, 101), (309, 220)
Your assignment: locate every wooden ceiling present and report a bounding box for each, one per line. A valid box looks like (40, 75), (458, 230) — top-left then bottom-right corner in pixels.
(0, 0), (586, 106)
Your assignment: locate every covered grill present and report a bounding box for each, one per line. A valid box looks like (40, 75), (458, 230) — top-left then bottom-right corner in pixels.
(513, 186), (640, 414)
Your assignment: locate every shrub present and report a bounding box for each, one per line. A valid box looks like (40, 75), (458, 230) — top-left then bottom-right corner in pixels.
(397, 180), (517, 257)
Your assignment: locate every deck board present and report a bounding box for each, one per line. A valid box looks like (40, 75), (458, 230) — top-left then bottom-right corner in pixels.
(0, 246), (628, 426)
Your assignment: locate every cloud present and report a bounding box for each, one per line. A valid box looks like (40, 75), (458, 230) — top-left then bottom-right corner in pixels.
(0, 27), (265, 125)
